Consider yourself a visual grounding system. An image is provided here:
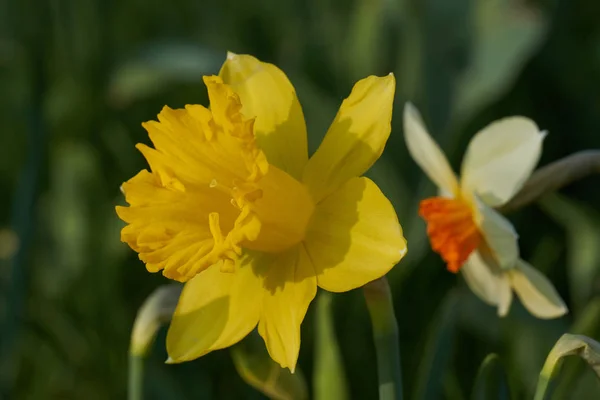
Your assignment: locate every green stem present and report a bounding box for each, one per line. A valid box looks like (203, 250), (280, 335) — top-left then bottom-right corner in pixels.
(533, 373), (552, 400)
(363, 276), (403, 400)
(533, 344), (566, 400)
(128, 353), (144, 400)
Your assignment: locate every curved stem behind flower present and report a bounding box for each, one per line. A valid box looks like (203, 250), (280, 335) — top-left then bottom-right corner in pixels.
(128, 284), (182, 400)
(128, 354), (144, 400)
(363, 276), (403, 400)
(499, 150), (600, 214)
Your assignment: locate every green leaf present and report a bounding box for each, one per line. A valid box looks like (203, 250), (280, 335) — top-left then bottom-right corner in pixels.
(452, 0), (548, 125)
(413, 291), (460, 400)
(551, 297), (600, 399)
(471, 354), (510, 400)
(534, 334), (600, 400)
(313, 292), (349, 400)
(107, 42), (222, 107)
(345, 0), (402, 81)
(231, 331), (308, 400)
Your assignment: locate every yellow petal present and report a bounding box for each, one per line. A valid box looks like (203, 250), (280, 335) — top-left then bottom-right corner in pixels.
(258, 246), (317, 372)
(461, 117), (545, 207)
(304, 177), (406, 292)
(166, 255), (263, 362)
(302, 74), (395, 202)
(508, 259), (568, 319)
(473, 197), (519, 270)
(403, 103), (459, 195)
(220, 53), (308, 180)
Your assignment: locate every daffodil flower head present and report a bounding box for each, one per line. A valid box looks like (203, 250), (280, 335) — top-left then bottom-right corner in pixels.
(116, 53), (407, 371)
(403, 103), (567, 319)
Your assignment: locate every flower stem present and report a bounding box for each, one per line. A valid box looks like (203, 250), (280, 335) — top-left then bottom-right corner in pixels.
(363, 276), (403, 400)
(127, 284), (182, 400)
(128, 353), (144, 400)
(499, 149), (600, 214)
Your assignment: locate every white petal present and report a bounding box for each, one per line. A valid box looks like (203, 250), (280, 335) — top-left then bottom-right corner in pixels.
(403, 103), (459, 195)
(496, 274), (513, 317)
(509, 259), (568, 319)
(475, 198), (519, 270)
(461, 117), (545, 207)
(461, 250), (502, 306)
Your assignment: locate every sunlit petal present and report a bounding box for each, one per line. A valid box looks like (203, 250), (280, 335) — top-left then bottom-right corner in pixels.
(258, 246), (317, 372)
(403, 103), (459, 195)
(220, 53), (308, 179)
(461, 250), (502, 306)
(302, 74), (395, 202)
(166, 255), (263, 362)
(497, 274), (513, 317)
(509, 259), (568, 319)
(303, 177), (406, 292)
(461, 117), (545, 207)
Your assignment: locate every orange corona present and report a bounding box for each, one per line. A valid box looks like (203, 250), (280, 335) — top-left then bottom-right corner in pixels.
(419, 197), (481, 273)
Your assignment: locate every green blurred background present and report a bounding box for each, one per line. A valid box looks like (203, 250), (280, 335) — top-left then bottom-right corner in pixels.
(2, 0), (600, 398)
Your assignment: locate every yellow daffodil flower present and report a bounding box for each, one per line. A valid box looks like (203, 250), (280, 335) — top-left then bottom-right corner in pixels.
(116, 53), (407, 371)
(403, 103), (567, 319)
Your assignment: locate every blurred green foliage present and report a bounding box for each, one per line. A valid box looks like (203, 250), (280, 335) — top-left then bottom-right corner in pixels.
(2, 0), (600, 398)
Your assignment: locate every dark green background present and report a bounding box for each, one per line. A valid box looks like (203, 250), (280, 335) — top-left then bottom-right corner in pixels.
(2, 0), (600, 398)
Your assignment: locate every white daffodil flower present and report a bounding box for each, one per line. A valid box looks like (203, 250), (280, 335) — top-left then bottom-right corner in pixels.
(403, 103), (567, 319)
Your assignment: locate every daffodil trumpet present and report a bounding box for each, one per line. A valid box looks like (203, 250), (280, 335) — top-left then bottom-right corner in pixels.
(403, 103), (567, 319)
(117, 53), (407, 371)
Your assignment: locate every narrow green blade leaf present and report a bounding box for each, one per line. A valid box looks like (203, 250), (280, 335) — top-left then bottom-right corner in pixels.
(534, 334), (600, 400)
(107, 42), (222, 106)
(364, 277), (403, 400)
(553, 297), (600, 398)
(313, 292), (349, 400)
(453, 0), (548, 125)
(471, 354), (510, 400)
(413, 291), (460, 400)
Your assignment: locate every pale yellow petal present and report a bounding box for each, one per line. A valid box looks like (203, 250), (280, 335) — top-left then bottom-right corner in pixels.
(508, 259), (568, 319)
(461, 117), (545, 207)
(303, 177), (406, 293)
(258, 246), (317, 372)
(461, 250), (502, 306)
(403, 103), (459, 195)
(462, 250), (514, 316)
(302, 74), (395, 202)
(474, 197), (519, 270)
(497, 274), (513, 317)
(220, 53), (308, 179)
(166, 255), (263, 362)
